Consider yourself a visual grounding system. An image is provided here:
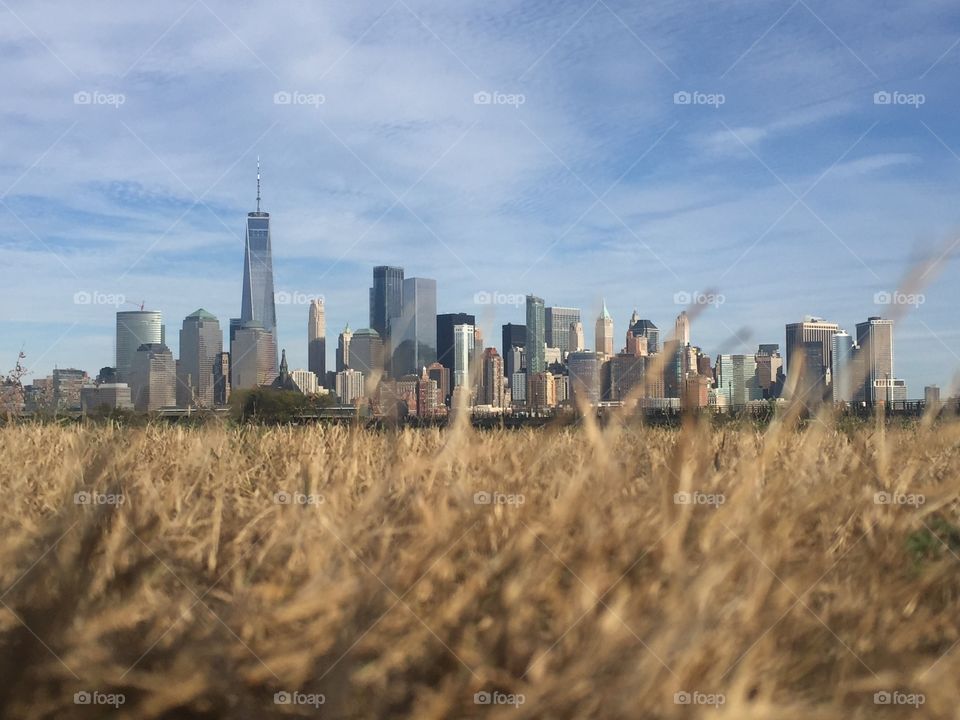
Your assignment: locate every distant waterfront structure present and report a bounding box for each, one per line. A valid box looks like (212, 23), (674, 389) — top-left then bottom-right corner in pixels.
(568, 351), (602, 406)
(336, 369), (365, 404)
(525, 296), (546, 374)
(393, 277), (437, 376)
(453, 324), (475, 389)
(116, 310), (163, 382)
(240, 158), (278, 378)
(52, 368), (88, 411)
(545, 306), (580, 355)
(337, 324), (353, 373)
(925, 385), (941, 408)
(80, 383), (132, 412)
(129, 343), (176, 411)
(308, 299), (326, 383)
(177, 309), (222, 408)
(831, 331), (854, 403)
(231, 322), (277, 390)
(595, 300), (614, 357)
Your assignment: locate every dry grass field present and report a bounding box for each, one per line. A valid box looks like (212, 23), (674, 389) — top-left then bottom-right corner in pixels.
(1, 414), (959, 719)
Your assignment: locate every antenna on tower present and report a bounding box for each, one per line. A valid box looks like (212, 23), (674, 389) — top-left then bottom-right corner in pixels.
(256, 156), (261, 212)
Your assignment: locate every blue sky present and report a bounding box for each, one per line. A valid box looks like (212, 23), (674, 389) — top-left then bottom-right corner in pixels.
(1, 0), (959, 394)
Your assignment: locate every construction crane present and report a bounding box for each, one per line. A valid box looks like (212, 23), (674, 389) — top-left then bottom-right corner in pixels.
(123, 300), (146, 311)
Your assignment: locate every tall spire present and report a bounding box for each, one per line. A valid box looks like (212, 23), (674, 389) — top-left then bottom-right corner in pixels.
(256, 156), (261, 212)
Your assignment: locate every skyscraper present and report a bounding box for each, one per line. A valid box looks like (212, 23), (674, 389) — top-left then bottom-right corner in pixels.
(392, 277), (437, 376)
(627, 318), (659, 355)
(337, 324), (353, 372)
(480, 348), (505, 408)
(715, 354), (762, 406)
(502, 323), (526, 356)
(545, 306), (580, 353)
(595, 300), (614, 357)
(308, 299), (326, 382)
(349, 328), (385, 383)
(453, 323), (475, 390)
(231, 322), (277, 390)
(831, 331), (854, 403)
(855, 317), (894, 404)
(785, 317), (840, 379)
(369, 265), (404, 341)
(129, 343), (176, 411)
(675, 311), (690, 346)
(568, 351), (602, 406)
(569, 321), (585, 353)
(525, 295), (545, 374)
(240, 159), (277, 377)
(116, 310), (164, 383)
(177, 309), (222, 408)
(437, 313), (475, 394)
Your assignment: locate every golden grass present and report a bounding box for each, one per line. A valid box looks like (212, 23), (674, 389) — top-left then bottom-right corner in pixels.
(1, 418), (959, 718)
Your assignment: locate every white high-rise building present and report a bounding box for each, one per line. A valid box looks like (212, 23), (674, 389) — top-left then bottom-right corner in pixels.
(336, 369), (365, 404)
(453, 324), (475, 389)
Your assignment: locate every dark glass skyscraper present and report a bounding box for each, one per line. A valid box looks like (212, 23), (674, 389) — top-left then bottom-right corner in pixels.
(240, 160), (277, 376)
(393, 277), (437, 376)
(369, 266), (404, 340)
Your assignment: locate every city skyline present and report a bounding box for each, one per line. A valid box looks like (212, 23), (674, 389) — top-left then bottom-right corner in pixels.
(1, 2), (959, 395)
